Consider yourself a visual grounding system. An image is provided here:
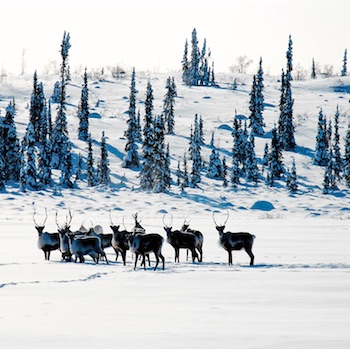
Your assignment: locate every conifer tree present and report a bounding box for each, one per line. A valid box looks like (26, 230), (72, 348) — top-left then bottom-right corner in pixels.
(245, 135), (259, 183)
(268, 127), (284, 180)
(153, 115), (167, 192)
(123, 68), (140, 168)
(248, 75), (264, 135)
(181, 39), (190, 85)
(255, 57), (265, 129)
(344, 121), (350, 187)
(190, 115), (202, 187)
(37, 138), (52, 187)
(311, 58), (317, 79)
(78, 68), (90, 141)
(207, 149), (223, 179)
(189, 28), (200, 86)
(87, 134), (96, 187)
(286, 158), (298, 192)
(176, 160), (182, 187)
(2, 103), (20, 181)
(314, 109), (329, 166)
(51, 31), (72, 170)
(230, 155), (240, 187)
(19, 138), (27, 192)
(278, 69), (295, 150)
(164, 143), (171, 189)
(182, 152), (189, 189)
(262, 142), (270, 167)
(341, 49), (347, 77)
(140, 81), (155, 190)
(323, 150), (336, 194)
(332, 105), (342, 181)
(0, 150), (5, 192)
(286, 34), (293, 78)
(25, 122), (38, 190)
(97, 131), (110, 185)
(163, 76), (176, 134)
(222, 157), (228, 187)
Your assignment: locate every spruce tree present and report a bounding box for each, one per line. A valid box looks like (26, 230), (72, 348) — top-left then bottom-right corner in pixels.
(230, 155), (240, 187)
(311, 58), (317, 79)
(286, 34), (293, 78)
(2, 103), (20, 181)
(332, 105), (342, 181)
(19, 138), (27, 192)
(207, 149), (223, 179)
(286, 158), (298, 192)
(97, 131), (110, 185)
(140, 80), (155, 190)
(87, 134), (96, 187)
(0, 132), (6, 191)
(344, 121), (350, 187)
(164, 143), (171, 189)
(314, 109), (329, 166)
(255, 57), (265, 131)
(190, 115), (202, 187)
(189, 28), (200, 86)
(163, 76), (176, 134)
(245, 135), (259, 183)
(153, 115), (167, 192)
(78, 68), (90, 141)
(37, 138), (52, 187)
(268, 127), (284, 180)
(249, 75), (264, 135)
(176, 160), (182, 186)
(51, 31), (72, 170)
(182, 152), (189, 189)
(181, 39), (190, 85)
(123, 68), (140, 168)
(341, 49), (347, 77)
(222, 157), (228, 187)
(25, 122), (38, 190)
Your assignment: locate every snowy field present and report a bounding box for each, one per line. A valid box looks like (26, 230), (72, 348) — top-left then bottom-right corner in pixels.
(1, 71), (350, 348)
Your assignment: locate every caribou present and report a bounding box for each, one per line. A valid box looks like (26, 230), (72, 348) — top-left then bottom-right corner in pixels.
(163, 215), (201, 263)
(109, 212), (131, 264)
(128, 233), (165, 271)
(213, 211), (255, 266)
(55, 210), (73, 262)
(34, 208), (60, 261)
(180, 217), (204, 262)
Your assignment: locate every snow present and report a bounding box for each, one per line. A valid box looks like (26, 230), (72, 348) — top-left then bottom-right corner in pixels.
(1, 71), (350, 348)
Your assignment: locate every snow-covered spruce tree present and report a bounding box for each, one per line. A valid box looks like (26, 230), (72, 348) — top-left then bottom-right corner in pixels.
(176, 160), (182, 186)
(332, 105), (342, 181)
(286, 34), (293, 78)
(262, 142), (270, 167)
(75, 153), (83, 181)
(51, 31), (72, 170)
(207, 149), (223, 179)
(19, 138), (27, 192)
(78, 68), (89, 141)
(190, 115), (202, 187)
(60, 148), (74, 188)
(47, 100), (53, 141)
(0, 150), (5, 192)
(189, 28), (200, 86)
(222, 157), (228, 187)
(135, 109), (142, 142)
(341, 49), (347, 77)
(278, 69), (296, 150)
(199, 115), (205, 145)
(181, 39), (190, 85)
(182, 152), (189, 189)
(140, 80), (155, 190)
(230, 155), (240, 187)
(37, 137), (52, 187)
(164, 143), (171, 189)
(87, 134), (96, 187)
(163, 76), (176, 134)
(152, 115), (167, 192)
(344, 121), (350, 187)
(311, 58), (317, 79)
(314, 108), (329, 166)
(268, 126), (284, 181)
(245, 135), (259, 183)
(97, 131), (110, 186)
(248, 75), (264, 135)
(51, 81), (61, 103)
(25, 122), (38, 190)
(255, 57), (265, 132)
(210, 131), (215, 148)
(122, 68), (140, 169)
(286, 158), (298, 192)
(2, 103), (20, 181)
(323, 149), (336, 194)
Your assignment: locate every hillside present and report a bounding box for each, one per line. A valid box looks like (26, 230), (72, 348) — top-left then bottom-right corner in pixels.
(1, 72), (350, 220)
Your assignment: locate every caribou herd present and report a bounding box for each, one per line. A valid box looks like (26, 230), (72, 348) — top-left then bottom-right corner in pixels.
(34, 209), (256, 270)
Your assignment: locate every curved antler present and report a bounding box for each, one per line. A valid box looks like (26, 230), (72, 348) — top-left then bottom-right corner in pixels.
(223, 209), (229, 226)
(162, 214), (173, 228)
(109, 210), (114, 225)
(212, 212), (219, 227)
(55, 211), (62, 230)
(33, 207), (48, 227)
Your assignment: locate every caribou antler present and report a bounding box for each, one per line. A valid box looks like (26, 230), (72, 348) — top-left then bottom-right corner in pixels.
(212, 210), (229, 227)
(162, 214), (173, 228)
(33, 207), (48, 227)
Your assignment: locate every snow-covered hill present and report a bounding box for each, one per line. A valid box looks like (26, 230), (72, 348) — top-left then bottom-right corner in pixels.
(1, 71), (350, 349)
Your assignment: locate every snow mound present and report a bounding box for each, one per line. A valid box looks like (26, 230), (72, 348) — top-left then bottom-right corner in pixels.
(250, 200), (275, 211)
(218, 124), (232, 131)
(89, 112), (102, 119)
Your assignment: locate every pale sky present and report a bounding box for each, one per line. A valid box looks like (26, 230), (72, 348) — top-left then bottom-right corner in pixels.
(1, 0), (349, 76)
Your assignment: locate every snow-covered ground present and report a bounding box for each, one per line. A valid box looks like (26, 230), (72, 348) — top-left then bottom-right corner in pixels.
(1, 71), (350, 348)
